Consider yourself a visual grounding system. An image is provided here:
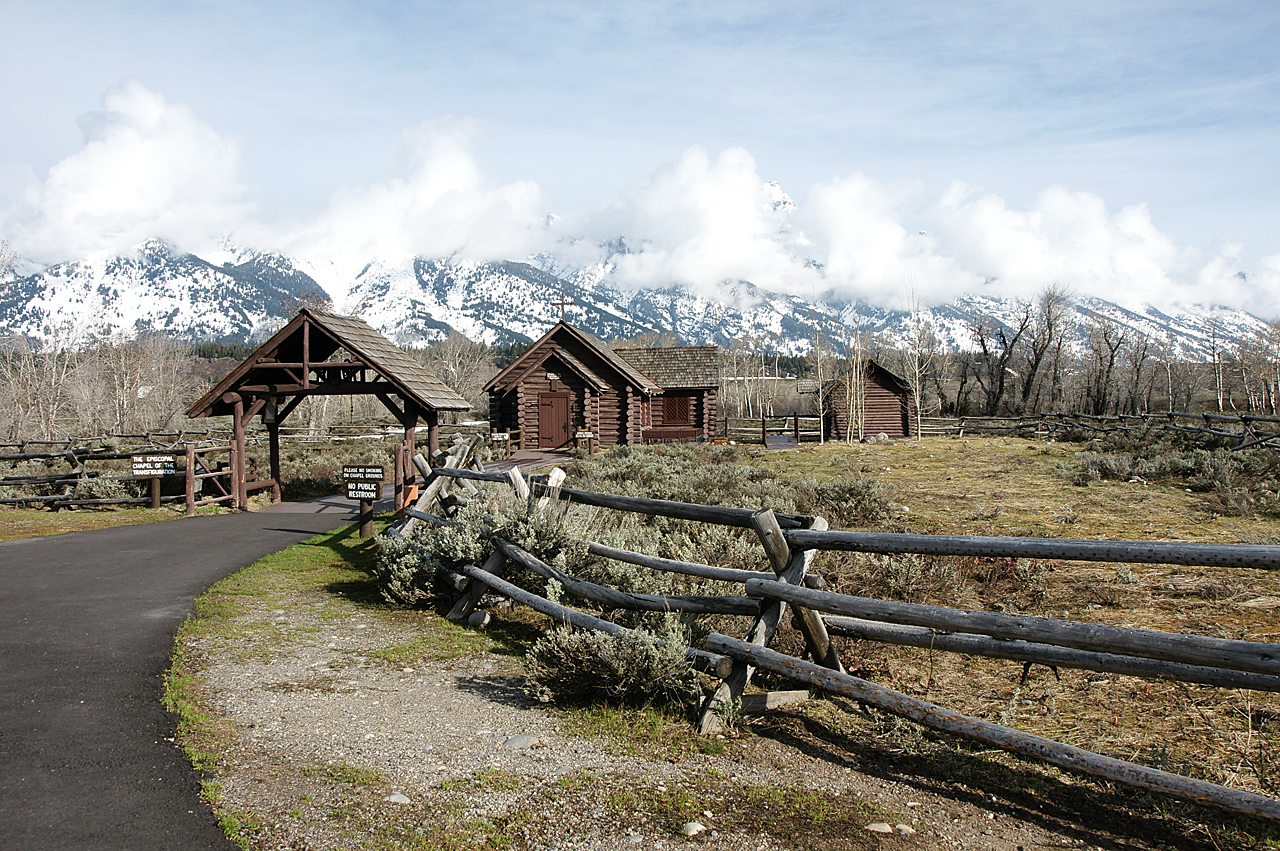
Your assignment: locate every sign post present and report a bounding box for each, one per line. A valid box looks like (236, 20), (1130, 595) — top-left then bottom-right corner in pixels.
(131, 455), (177, 509)
(343, 465), (384, 538)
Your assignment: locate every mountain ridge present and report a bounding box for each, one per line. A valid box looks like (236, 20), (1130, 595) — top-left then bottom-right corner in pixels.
(0, 240), (1269, 360)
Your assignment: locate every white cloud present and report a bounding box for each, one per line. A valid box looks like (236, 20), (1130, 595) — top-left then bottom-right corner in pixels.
(798, 173), (977, 307)
(4, 83), (1277, 317)
(282, 119), (550, 296)
(3, 79), (251, 262)
(577, 146), (819, 298)
(573, 147), (1278, 315)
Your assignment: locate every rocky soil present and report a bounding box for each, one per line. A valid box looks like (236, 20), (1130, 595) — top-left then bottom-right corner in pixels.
(183, 572), (1233, 851)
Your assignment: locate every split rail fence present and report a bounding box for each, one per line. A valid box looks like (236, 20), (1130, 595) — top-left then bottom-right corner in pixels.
(0, 422), (490, 511)
(388, 452), (1280, 823)
(921, 411), (1280, 449)
(0, 436), (191, 510)
(723, 414), (826, 445)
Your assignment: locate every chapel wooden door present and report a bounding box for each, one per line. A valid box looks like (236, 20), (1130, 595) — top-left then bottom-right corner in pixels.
(538, 392), (571, 448)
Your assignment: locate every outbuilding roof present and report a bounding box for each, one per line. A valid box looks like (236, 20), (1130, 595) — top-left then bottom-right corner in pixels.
(614, 345), (720, 389)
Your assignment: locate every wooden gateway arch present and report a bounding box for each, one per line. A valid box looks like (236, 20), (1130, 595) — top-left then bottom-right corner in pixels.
(187, 308), (471, 510)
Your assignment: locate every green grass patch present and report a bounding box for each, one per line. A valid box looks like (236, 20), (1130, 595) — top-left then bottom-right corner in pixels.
(304, 762), (385, 786)
(0, 504), (188, 543)
(559, 703), (726, 759)
(369, 618), (503, 664)
(442, 767), (524, 793)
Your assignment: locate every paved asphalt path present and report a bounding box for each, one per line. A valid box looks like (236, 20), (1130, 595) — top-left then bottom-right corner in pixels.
(0, 496), (373, 850)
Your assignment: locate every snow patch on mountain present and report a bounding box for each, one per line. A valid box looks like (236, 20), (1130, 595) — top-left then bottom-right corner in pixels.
(0, 241), (1269, 361)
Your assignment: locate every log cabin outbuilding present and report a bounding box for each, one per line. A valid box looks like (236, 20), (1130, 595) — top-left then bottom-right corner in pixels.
(822, 360), (916, 440)
(484, 321), (719, 449)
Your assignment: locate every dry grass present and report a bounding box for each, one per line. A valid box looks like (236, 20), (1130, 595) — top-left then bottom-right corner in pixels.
(753, 435), (1280, 542)
(746, 436), (1280, 842)
(0, 503), (191, 543)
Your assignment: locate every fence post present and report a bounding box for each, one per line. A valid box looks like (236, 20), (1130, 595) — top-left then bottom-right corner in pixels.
(394, 447), (404, 511)
(185, 444), (195, 517)
(761, 416), (767, 446)
(793, 413), (800, 444)
(697, 509), (837, 734)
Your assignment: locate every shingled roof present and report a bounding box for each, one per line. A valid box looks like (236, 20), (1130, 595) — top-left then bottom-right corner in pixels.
(188, 308), (470, 418)
(614, 345), (720, 389)
(484, 321), (661, 394)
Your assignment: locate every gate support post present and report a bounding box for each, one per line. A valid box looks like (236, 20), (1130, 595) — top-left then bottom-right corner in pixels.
(425, 407), (439, 459)
(232, 397), (247, 510)
(185, 443), (196, 517)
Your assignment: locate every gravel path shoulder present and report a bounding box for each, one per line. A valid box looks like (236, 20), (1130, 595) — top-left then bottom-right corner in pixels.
(184, 560), (1186, 851)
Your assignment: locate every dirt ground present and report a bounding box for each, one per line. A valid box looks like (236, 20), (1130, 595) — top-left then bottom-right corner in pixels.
(183, 545), (1218, 851)
(170, 435), (1280, 851)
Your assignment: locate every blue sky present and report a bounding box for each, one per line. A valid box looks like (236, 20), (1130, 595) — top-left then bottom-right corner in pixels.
(3, 1), (1280, 311)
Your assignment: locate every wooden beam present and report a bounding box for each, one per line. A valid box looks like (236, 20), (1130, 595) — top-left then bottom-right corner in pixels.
(698, 511), (831, 735)
(586, 541), (770, 584)
(234, 381), (401, 395)
(823, 616), (1280, 692)
(746, 579), (1280, 677)
(492, 537), (761, 615)
(376, 392), (405, 422)
(426, 408), (439, 457)
(276, 394), (305, 424)
(706, 632), (1280, 824)
(783, 529), (1280, 570)
(446, 551), (506, 622)
(232, 397), (246, 510)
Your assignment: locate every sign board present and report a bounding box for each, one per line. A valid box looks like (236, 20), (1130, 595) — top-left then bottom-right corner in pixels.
(575, 431), (594, 439)
(343, 465), (384, 502)
(491, 432), (509, 441)
(345, 481), (381, 501)
(795, 379), (820, 395)
(132, 455), (177, 477)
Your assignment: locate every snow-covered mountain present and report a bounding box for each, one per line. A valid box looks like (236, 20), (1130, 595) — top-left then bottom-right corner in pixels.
(0, 240), (1269, 359)
(0, 239), (330, 343)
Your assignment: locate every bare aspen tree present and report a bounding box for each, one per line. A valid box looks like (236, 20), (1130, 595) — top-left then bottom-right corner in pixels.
(1154, 332), (1178, 413)
(1120, 330), (1153, 414)
(409, 331), (496, 420)
(813, 327), (825, 444)
(840, 315), (868, 442)
(1260, 322), (1280, 414)
(1207, 310), (1226, 412)
(1083, 316), (1126, 415)
(902, 284), (937, 440)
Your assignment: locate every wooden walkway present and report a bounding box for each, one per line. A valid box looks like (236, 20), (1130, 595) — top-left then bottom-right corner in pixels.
(486, 448), (573, 473)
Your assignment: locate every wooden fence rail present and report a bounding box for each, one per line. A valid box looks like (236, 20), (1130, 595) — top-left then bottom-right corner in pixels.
(823, 616), (1280, 692)
(783, 528), (1280, 569)
(920, 411), (1280, 450)
(745, 578), (1280, 677)
(706, 633), (1280, 822)
(389, 456), (1280, 823)
(724, 414), (826, 444)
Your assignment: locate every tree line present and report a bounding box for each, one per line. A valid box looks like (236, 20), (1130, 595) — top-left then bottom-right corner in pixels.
(4, 293), (1277, 441)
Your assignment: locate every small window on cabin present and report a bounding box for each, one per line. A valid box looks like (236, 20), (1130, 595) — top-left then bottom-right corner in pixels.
(663, 395), (691, 425)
